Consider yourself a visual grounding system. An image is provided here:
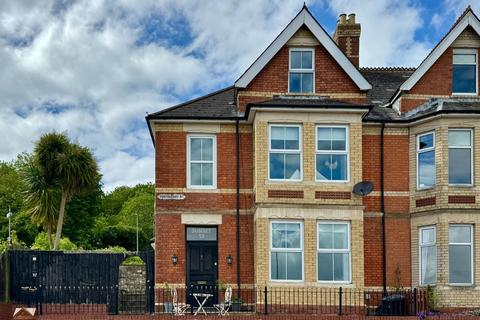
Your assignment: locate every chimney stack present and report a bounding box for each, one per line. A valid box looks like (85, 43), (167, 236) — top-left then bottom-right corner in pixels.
(333, 13), (361, 66)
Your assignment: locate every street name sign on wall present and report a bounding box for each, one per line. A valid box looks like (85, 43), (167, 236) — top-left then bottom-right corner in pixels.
(157, 194), (186, 200)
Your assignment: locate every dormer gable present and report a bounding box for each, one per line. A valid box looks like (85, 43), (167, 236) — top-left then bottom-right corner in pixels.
(400, 7), (480, 93)
(234, 5), (371, 91)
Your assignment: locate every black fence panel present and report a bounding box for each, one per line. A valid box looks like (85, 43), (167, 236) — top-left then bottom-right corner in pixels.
(8, 249), (154, 315)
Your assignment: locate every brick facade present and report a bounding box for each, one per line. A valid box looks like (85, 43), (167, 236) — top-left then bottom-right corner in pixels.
(151, 6), (480, 310)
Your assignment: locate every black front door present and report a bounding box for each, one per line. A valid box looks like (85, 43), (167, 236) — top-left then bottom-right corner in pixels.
(186, 228), (218, 308)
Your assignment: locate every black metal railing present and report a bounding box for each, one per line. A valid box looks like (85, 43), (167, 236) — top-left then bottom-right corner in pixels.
(19, 283), (428, 316)
(155, 286), (428, 316)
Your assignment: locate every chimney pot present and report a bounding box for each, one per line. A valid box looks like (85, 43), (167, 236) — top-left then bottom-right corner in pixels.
(347, 13), (356, 24)
(333, 13), (360, 66)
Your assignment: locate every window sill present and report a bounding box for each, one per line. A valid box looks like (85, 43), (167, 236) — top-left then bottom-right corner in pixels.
(186, 186), (217, 191)
(452, 93), (478, 96)
(315, 180), (350, 184)
(416, 186), (435, 192)
(317, 281), (352, 286)
(266, 179), (303, 184)
(448, 184), (474, 188)
(448, 283), (474, 288)
(269, 280), (304, 284)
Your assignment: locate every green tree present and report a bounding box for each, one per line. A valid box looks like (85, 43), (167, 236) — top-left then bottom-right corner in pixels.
(62, 184), (103, 249)
(117, 191), (154, 244)
(0, 162), (25, 242)
(21, 156), (59, 248)
(32, 132), (100, 250)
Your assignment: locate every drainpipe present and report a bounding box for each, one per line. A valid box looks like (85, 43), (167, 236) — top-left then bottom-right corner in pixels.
(235, 118), (241, 296)
(381, 123), (387, 295)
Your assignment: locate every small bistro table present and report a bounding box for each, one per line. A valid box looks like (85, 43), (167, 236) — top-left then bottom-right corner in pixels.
(193, 292), (213, 316)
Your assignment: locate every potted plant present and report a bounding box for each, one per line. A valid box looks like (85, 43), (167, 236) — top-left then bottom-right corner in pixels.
(161, 283), (173, 313)
(231, 297), (243, 312)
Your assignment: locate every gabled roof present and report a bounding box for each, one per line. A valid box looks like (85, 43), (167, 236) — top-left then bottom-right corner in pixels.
(400, 6), (480, 91)
(146, 86), (237, 120)
(234, 5), (372, 91)
(360, 67), (415, 106)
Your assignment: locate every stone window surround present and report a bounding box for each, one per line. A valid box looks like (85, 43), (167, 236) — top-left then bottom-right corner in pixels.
(269, 220), (304, 282)
(186, 134), (217, 190)
(268, 124), (303, 182)
(416, 130), (436, 190)
(448, 128), (474, 186)
(288, 47), (315, 93)
(448, 224), (474, 286)
(317, 221), (352, 284)
(419, 225), (437, 286)
(452, 48), (478, 96)
(315, 125), (350, 183)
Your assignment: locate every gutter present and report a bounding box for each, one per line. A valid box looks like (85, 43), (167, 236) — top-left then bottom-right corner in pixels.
(380, 123), (387, 295)
(235, 94), (242, 297)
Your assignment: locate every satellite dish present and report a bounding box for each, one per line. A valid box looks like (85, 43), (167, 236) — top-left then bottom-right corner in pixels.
(352, 181), (374, 196)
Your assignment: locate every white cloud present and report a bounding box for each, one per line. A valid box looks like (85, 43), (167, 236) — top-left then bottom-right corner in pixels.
(0, 0), (300, 191)
(0, 0), (475, 190)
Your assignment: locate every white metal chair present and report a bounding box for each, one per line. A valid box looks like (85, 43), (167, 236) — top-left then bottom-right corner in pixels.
(171, 287), (190, 316)
(214, 286), (232, 316)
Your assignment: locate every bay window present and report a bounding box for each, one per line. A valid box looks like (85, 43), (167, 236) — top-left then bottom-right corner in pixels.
(419, 226), (437, 285)
(453, 49), (477, 94)
(448, 129), (473, 185)
(289, 48), (314, 93)
(187, 135), (216, 188)
(417, 131), (436, 189)
(269, 125), (302, 181)
(317, 222), (351, 282)
(449, 225), (474, 285)
(270, 221), (303, 281)
(316, 126), (349, 182)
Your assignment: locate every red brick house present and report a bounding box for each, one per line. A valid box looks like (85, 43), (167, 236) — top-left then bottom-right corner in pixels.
(147, 5), (480, 308)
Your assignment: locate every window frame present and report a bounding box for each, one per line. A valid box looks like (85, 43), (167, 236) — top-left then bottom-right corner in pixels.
(268, 124), (303, 182)
(452, 48), (478, 96)
(316, 221), (352, 284)
(186, 134), (217, 189)
(288, 47), (315, 93)
(448, 128), (474, 186)
(416, 131), (436, 190)
(315, 125), (350, 183)
(269, 220), (304, 282)
(448, 224), (474, 286)
(418, 226), (437, 286)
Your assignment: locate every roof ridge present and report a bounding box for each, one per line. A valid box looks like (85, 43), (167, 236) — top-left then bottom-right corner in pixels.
(147, 85), (235, 117)
(360, 67), (416, 72)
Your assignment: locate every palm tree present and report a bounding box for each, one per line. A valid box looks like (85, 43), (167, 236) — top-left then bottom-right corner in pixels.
(19, 155), (59, 249)
(54, 143), (99, 249)
(32, 133), (100, 250)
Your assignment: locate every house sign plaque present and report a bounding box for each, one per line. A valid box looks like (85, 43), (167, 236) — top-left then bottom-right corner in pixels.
(157, 193), (186, 200)
(186, 227), (217, 241)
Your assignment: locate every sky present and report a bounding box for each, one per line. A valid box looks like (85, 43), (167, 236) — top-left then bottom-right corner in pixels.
(0, 0), (478, 192)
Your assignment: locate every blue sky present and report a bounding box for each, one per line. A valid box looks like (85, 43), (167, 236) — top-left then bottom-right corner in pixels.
(0, 0), (478, 191)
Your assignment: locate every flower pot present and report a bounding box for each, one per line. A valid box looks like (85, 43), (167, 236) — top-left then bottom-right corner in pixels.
(164, 302), (173, 313)
(232, 301), (242, 312)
